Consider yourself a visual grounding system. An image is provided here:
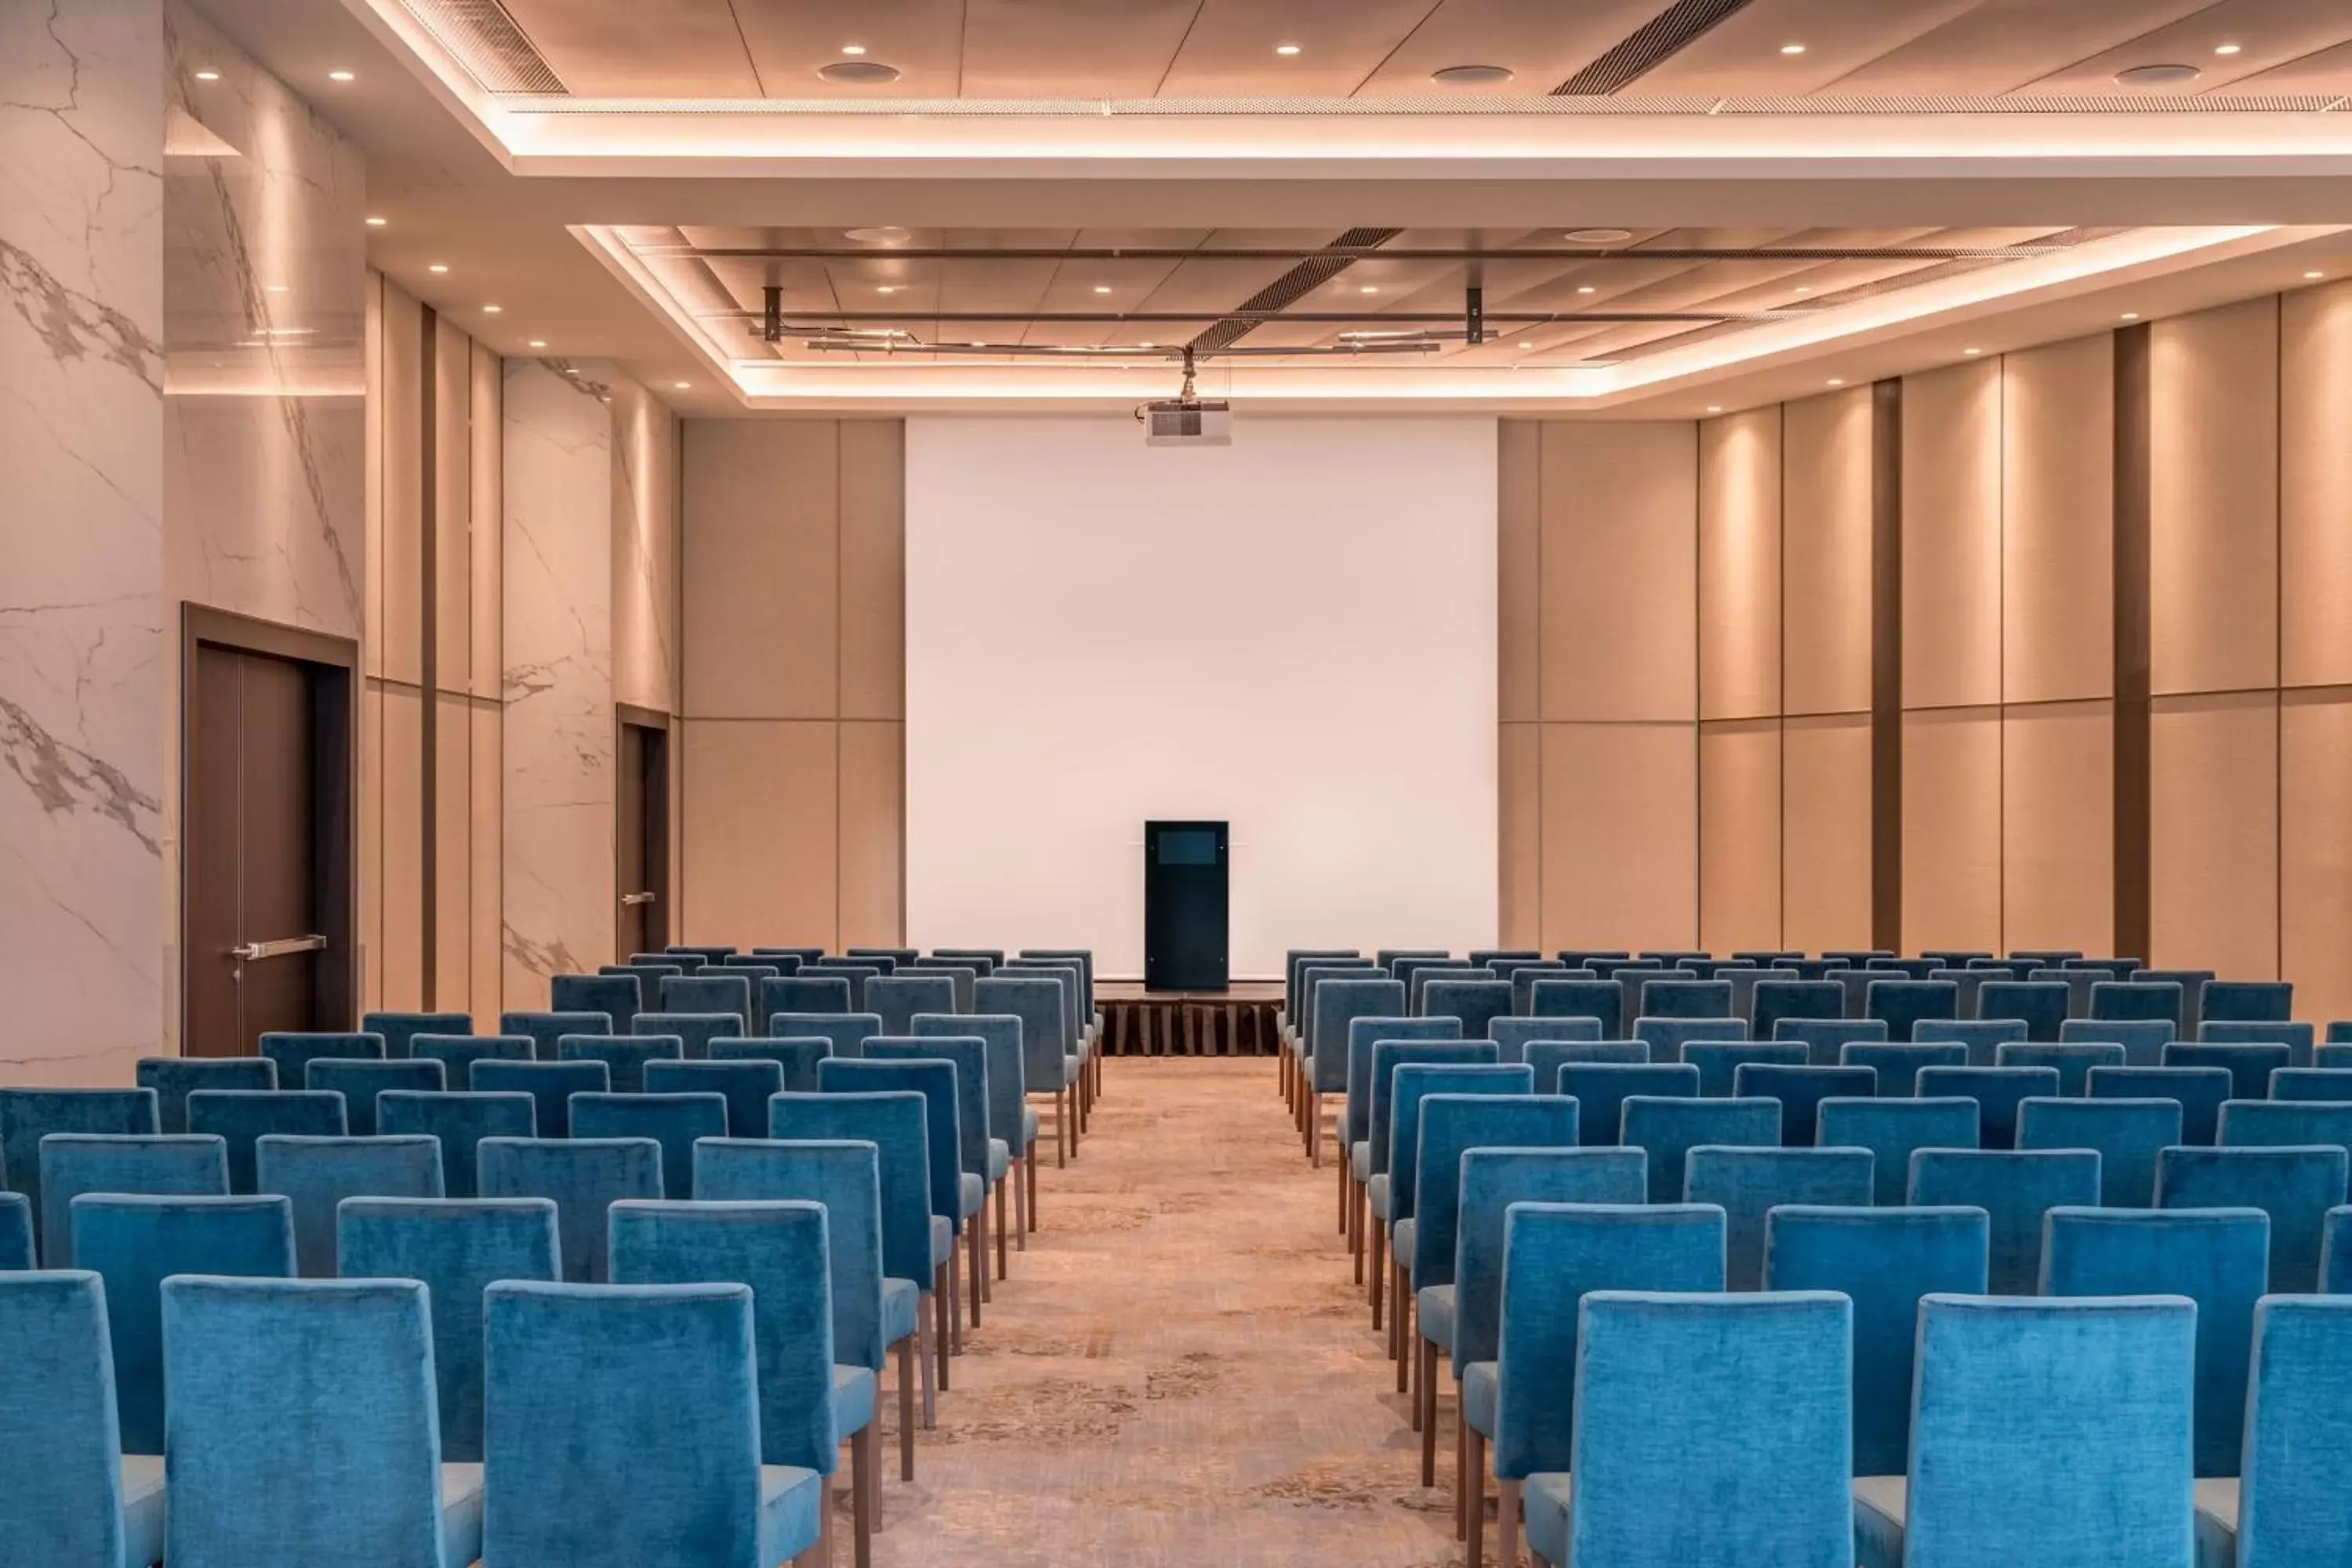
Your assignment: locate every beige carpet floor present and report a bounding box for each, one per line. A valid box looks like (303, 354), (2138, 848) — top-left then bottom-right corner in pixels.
(860, 1056), (1462, 1567)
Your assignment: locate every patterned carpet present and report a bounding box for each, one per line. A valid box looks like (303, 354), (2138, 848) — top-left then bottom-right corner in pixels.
(861, 1057), (1461, 1567)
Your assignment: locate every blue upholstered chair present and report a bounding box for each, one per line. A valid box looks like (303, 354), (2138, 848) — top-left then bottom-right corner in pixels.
(863, 1039), (1001, 1297)
(1685, 1145), (1872, 1290)
(338, 1197), (560, 1464)
(1524, 1040), (1650, 1091)
(482, 1280), (822, 1568)
(1377, 947), (1447, 974)
(1635, 977), (1733, 1022)
(377, 1091), (535, 1199)
(2327, 1034), (2352, 1062)
(1915, 1018), (2027, 1066)
(1853, 1295), (2196, 1568)
(0, 1088), (160, 1253)
(1378, 1063), (1532, 1345)
(1523, 1291), (1854, 1568)
(764, 975), (855, 1018)
(2201, 980), (2293, 1025)
(1997, 1040), (2125, 1096)
(2065, 958), (2145, 980)
(1623, 1095), (1779, 1203)
(632, 1011), (742, 1062)
(669, 944), (739, 963)
(605, 962), (684, 1004)
(1528, 978), (1624, 1035)
(2221, 1098), (2352, 1152)
(1733, 1063), (1875, 1146)
(0, 1191), (29, 1269)
(2165, 1042), (2292, 1103)
(657, 972), (753, 1033)
(73, 1194), (294, 1454)
(361, 1010), (473, 1060)
(500, 1009), (612, 1061)
(1928, 967), (1989, 1019)
(1980, 980), (2072, 1040)
(0, 1269), (164, 1566)
(470, 1058), (608, 1138)
(1631, 1015), (1745, 1063)
(137, 1057), (274, 1134)
(2201, 1018), (2316, 1063)
(916, 1011), (1031, 1253)
(162, 1276), (480, 1568)
(1308, 977), (1410, 1164)
(1556, 1062), (1700, 1147)
(1753, 979), (1844, 1040)
(2017, 1096), (2179, 1207)
(1425, 977), (1519, 1048)
(2092, 1065), (2234, 1145)
(256, 1134), (444, 1276)
(2137, 969), (2215, 1029)
(819, 1057), (975, 1345)
(644, 1058), (783, 1138)
(184, 1091), (347, 1194)
(1818, 1098), (1981, 1206)
(1686, 1041), (1806, 1098)
(568, 1092), (728, 1201)
(556, 1033), (681, 1094)
(2198, 1295), (2352, 1566)
(1368, 1042), (1500, 1181)
(2061, 1017), (2176, 1067)
(1725, 967), (1800, 1026)
(2092, 980), (2187, 1037)
(2041, 1206), (2267, 1478)
(36, 1134), (228, 1267)
(2035, 966), (2106, 1020)
(2268, 1067), (2352, 1102)
(2159, 1145), (2350, 1291)
(898, 963), (978, 1013)
(931, 946), (1002, 974)
(409, 1034), (532, 1087)
(1907, 1148), (2100, 1294)
(1865, 979), (1958, 1041)
(713, 1037), (833, 1092)
(975, 975), (1080, 1167)
(2324, 1205), (2352, 1290)
(869, 975), (956, 1036)
(476, 1137), (659, 1283)
(1345, 1017), (1461, 1179)
(1764, 1205), (1988, 1476)
(550, 974), (640, 1029)
(1399, 960), (1468, 1016)
(1775, 1015), (1888, 1066)
(306, 1058), (445, 1135)
(765, 1011), (880, 1062)
(1842, 1040), (1966, 1096)
(1449, 1149), (1647, 1390)
(1915, 1065), (2061, 1150)
(1507, 964), (1573, 1016)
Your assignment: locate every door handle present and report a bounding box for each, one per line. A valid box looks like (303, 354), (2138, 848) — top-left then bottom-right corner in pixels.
(230, 935), (328, 961)
(620, 891), (656, 907)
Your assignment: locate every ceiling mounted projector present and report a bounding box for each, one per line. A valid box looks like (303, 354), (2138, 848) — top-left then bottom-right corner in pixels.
(1138, 348), (1231, 446)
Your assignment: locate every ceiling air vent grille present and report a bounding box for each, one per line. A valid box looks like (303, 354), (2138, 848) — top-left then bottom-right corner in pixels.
(401, 0), (567, 96)
(1557, 0), (1759, 96)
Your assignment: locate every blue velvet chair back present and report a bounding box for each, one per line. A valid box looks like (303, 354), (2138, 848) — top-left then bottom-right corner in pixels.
(477, 1137), (661, 1283)
(2325, 1036), (2352, 1060)
(1817, 1097), (1980, 1206)
(1368, 1043), (1498, 1174)
(1450, 1149), (1646, 1374)
(1345, 1016), (1460, 1142)
(768, 1091), (933, 1288)
(2091, 1065), (2234, 1145)
(1915, 1065), (2062, 1150)
(1000, 964), (1082, 1053)
(1508, 964), (1572, 1015)
(1623, 1096), (1780, 1203)
(1684, 1145), (1873, 1290)
(2158, 1145), (2350, 1291)
(568, 1092), (728, 1201)
(137, 1058), (274, 1134)
(1563, 1292), (1854, 1568)
(973, 977), (1069, 1095)
(1524, 1042), (1650, 1091)
(1978, 980), (2072, 1040)
(162, 1276), (445, 1568)
(1492, 1203), (1726, 1478)
(410, 1034), (533, 1087)
(1863, 979), (1958, 1041)
(898, 964), (978, 1012)
(38, 1134), (229, 1267)
(2136, 969), (2213, 1029)
(633, 1011), (743, 1062)
(1894, 1295), (2194, 1568)
(1632, 1015), (1745, 1063)
(186, 1091), (347, 1195)
(695, 1138), (887, 1372)
(657, 974), (753, 1033)
(869, 976), (956, 1036)
(1751, 979), (1842, 1040)
(1773, 1016), (1887, 1066)
(1996, 1041), (2124, 1096)
(764, 975), (855, 1018)
(339, 1197), (560, 1463)
(866, 1037), (991, 1177)
(764, 1011), (882, 1062)
(2235, 1296), (2352, 1566)
(713, 1036), (833, 1092)
(1763, 1205), (1987, 1476)
(609, 1203), (839, 1473)
(2041, 1206), (2267, 1478)
(0, 1088), (160, 1249)
(1315, 978), (1408, 1091)
(483, 1281), (773, 1566)
(376, 1091), (535, 1199)
(1410, 1095), (1579, 1287)
(1842, 1041), (1966, 1096)
(1723, 967), (1798, 1025)
(1907, 1148), (2101, 1294)
(305, 1058), (444, 1135)
(935, 947), (1005, 976)
(255, 1134), (444, 1277)
(1556, 1062), (1700, 1147)
(1527, 977), (1622, 1034)
(1288, 949), (1361, 1013)
(669, 944), (739, 963)
(0, 1191), (28, 1269)
(2202, 980), (2293, 1025)
(2220, 1098), (2352, 1152)
(2092, 979), (2187, 1036)
(2199, 1020), (2315, 1069)
(1387, 1065), (1534, 1222)
(644, 1059), (784, 1139)
(2165, 1042), (2292, 1102)
(1375, 947), (1444, 975)
(1686, 1041), (1807, 1098)
(470, 1059), (608, 1138)
(2061, 1017), (2176, 1067)
(1636, 977), (1733, 1022)
(0, 1270), (130, 1563)
(550, 974), (640, 1029)
(555, 1033), (681, 1094)
(916, 1013), (1026, 1151)
(2016, 1096), (2179, 1207)
(1928, 968), (1989, 1018)
(1420, 978), (1515, 1054)
(1914, 1018), (2027, 1066)
(500, 1010), (612, 1060)
(361, 1010), (473, 1060)
(1396, 960), (1464, 1016)
(2268, 1067), (2352, 1103)
(1732, 1063), (1876, 1147)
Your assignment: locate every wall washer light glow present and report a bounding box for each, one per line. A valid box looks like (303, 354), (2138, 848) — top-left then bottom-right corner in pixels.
(1706, 405), (1722, 412)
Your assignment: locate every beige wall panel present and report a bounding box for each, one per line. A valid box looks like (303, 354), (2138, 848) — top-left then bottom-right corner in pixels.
(365, 277), (384, 680)
(1699, 408), (1783, 721)
(837, 721), (905, 947)
(1499, 723), (1541, 947)
(1903, 360), (2003, 710)
(2002, 700), (2114, 957)
(611, 380), (680, 717)
(1781, 388), (1875, 716)
(433, 317), (473, 693)
(2151, 296), (2280, 696)
(378, 684), (425, 1009)
(839, 421), (906, 722)
(1498, 420), (1541, 723)
(1537, 721), (1697, 951)
(1699, 719), (1782, 955)
(434, 693), (474, 1014)
(682, 420), (839, 719)
(2002, 333), (2114, 704)
(361, 681), (383, 1010)
(682, 720), (839, 948)
(1901, 707), (2003, 955)
(379, 283), (423, 685)
(470, 699), (503, 1018)
(469, 343), (503, 698)
(2282, 690), (2352, 1024)
(1537, 422), (1697, 722)
(2151, 691), (2279, 978)
(2282, 284), (2352, 689)
(1781, 713), (1873, 952)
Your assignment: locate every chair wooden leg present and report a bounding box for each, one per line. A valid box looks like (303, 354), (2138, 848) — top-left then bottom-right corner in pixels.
(1394, 1266), (1413, 1387)
(1497, 1477), (1522, 1568)
(1404, 1295), (1419, 1421)
(850, 1427), (874, 1568)
(896, 1338), (916, 1479)
(967, 1211), (985, 1324)
(937, 1263), (957, 1380)
(916, 1295), (937, 1428)
(1057, 1089), (1070, 1167)
(1026, 1139), (1040, 1230)
(1369, 1221), (1385, 1328)
(1420, 1341), (1439, 1483)
(1004, 1167), (1020, 1264)
(1337, 1153), (1348, 1231)
(1456, 1398), (1469, 1539)
(1465, 1427), (1486, 1568)
(1351, 1178), (1367, 1284)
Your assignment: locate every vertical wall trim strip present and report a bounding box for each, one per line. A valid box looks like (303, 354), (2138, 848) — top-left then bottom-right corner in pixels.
(2112, 322), (2154, 962)
(1871, 379), (1904, 952)
(419, 306), (439, 1009)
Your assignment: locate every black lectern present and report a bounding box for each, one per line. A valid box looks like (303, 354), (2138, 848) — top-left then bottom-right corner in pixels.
(1145, 820), (1229, 990)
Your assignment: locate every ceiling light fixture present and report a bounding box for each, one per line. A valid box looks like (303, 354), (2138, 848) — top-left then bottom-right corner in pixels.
(674, 381), (691, 390)
(1794, 285), (1813, 294)
(1138, 340), (1155, 348)
(528, 339), (546, 348)
(1359, 285), (1379, 294)
(328, 69), (354, 82)
(2121, 311), (2140, 320)
(365, 216), (387, 227)
(875, 285), (896, 294)
(1093, 285), (1112, 294)
(1518, 340), (1535, 349)
(1577, 285), (1596, 295)
(483, 304), (501, 314)
(428, 263), (448, 274)
(1432, 64), (1513, 85)
(1780, 42), (1806, 55)
(844, 227), (910, 245)
(1565, 228), (1633, 245)
(1964, 347), (1981, 355)
(265, 283), (287, 293)
(818, 60), (902, 83)
(2214, 42), (2241, 56)
(2304, 270), (2325, 279)
(1706, 405), (1722, 413)
(194, 69), (220, 81)
(1827, 377), (1844, 386)
(840, 44), (866, 56)
(1275, 43), (1301, 56)
(2115, 63), (2199, 85)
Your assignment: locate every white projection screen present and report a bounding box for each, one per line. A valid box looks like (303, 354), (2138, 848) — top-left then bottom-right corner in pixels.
(905, 415), (1497, 980)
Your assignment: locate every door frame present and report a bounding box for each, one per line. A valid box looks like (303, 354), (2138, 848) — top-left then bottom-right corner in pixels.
(615, 703), (672, 956)
(179, 604), (360, 1051)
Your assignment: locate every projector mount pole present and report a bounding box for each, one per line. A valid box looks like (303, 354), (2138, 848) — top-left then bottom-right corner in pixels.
(1465, 285), (1484, 346)
(1179, 345), (1199, 403)
(763, 285), (783, 343)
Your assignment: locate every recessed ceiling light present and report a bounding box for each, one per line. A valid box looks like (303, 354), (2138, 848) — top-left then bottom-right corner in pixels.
(1827, 377), (1844, 387)
(1518, 339), (1535, 349)
(265, 283), (288, 293)
(1565, 228), (1634, 245)
(365, 216), (387, 227)
(1359, 285), (1379, 295)
(428, 263), (448, 274)
(1275, 43), (1301, 56)
(875, 285), (896, 294)
(840, 44), (866, 56)
(2213, 42), (2241, 56)
(1092, 285), (1112, 294)
(1706, 405), (1722, 413)
(1577, 285), (1596, 295)
(2115, 63), (2199, 85)
(1964, 347), (1981, 355)
(194, 69), (220, 81)
(673, 381), (691, 390)
(328, 69), (354, 82)
(1432, 64), (1513, 85)
(2121, 311), (2140, 320)
(1780, 42), (1806, 56)
(1138, 341), (1155, 348)
(818, 60), (902, 84)
(1794, 285), (1813, 294)
(2304, 270), (2325, 279)
(483, 304), (501, 314)
(528, 339), (546, 349)
(844, 227), (910, 245)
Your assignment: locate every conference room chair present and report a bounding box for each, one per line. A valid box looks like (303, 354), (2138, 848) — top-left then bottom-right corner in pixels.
(377, 1090), (536, 1199)
(0, 1191), (27, 1269)
(1523, 1043), (1649, 1098)
(1853, 1295), (2196, 1568)
(35, 1133), (228, 1266)
(1555, 1062), (1699, 1148)
(1296, 955), (1381, 1082)
(1304, 975), (1408, 1166)
(1631, 1015), (1745, 1063)
(916, 1011), (1030, 1258)
(1377, 947), (1449, 974)
(1341, 1018), (1461, 1252)
(2220, 1098), (2352, 1152)
(869, 975), (956, 1036)
(550, 974), (641, 1030)
(1866, 978), (1960, 1041)
(1685, 1040), (1806, 1098)
(2040, 1206), (2267, 1479)
(0, 1088), (162, 1252)
(1635, 977), (1733, 1022)
(186, 1089), (347, 1194)
(1967, 957), (2042, 982)
(306, 1058), (444, 1135)
(715, 1036), (833, 1092)
(557, 1031), (683, 1093)
(1915, 1017), (2027, 1067)
(702, 967), (782, 1030)
(2201, 979), (2295, 1025)
(499, 1008), (612, 1060)
(2010, 949), (2085, 965)
(1915, 1065), (2063, 1150)
(635, 949), (706, 971)
(1982, 979), (2074, 1040)
(2267, 1067), (2352, 1102)
(2066, 957), (2147, 980)
(866, 1036), (1002, 1298)
(361, 1009), (474, 1060)
(1472, 948), (1542, 969)
(1726, 966), (1802, 1026)
(1523, 1291), (1855, 1568)
(2092, 979), (2189, 1037)
(1380, 1062), (1531, 1354)
(669, 943), (739, 963)
(256, 1133), (444, 1276)
(1775, 1015), (1889, 1066)
(768, 1010), (884, 1062)
(1732, 1062), (1875, 1148)
(2136, 968), (2215, 1029)
(1685, 1145), (1873, 1291)
(634, 1007), (744, 1061)
(2197, 1296), (2352, 1566)
(1907, 1148), (2100, 1294)
(2201, 1019), (2317, 1069)
(477, 1136), (659, 1283)
(469, 1058), (608, 1138)
(766, 975), (856, 1018)
(1587, 957), (1664, 984)
(2092, 1064), (2234, 1145)
(1928, 968), (1990, 1018)
(2061, 1016), (2176, 1066)
(338, 1196), (561, 1464)
(136, 1056), (274, 1134)
(1842, 1040), (1967, 1097)
(1504, 961), (1570, 1015)
(2161, 1145), (2352, 1292)
(1762, 1204), (1989, 1477)
(2164, 1041), (2293, 1103)
(1556, 949), (1632, 967)
(644, 1058), (783, 1139)
(1424, 976), (1515, 1052)
(753, 946), (826, 966)
(161, 1276), (481, 1568)
(1359, 1040), (1496, 1297)
(2327, 1036), (2352, 1067)
(0, 1270), (165, 1566)
(1467, 1203), (1726, 1568)
(852, 946), (919, 967)
(1526, 977), (1624, 1035)
(1867, 957), (1944, 981)
(569, 1091), (728, 1201)
(409, 1033), (533, 1087)
(802, 962), (881, 1011)
(1751, 978), (1844, 1040)
(1284, 948), (1360, 1047)
(1817, 1097), (1981, 1206)
(820, 1058), (977, 1347)
(604, 962), (685, 1005)
(2328, 1206), (2352, 1292)
(1834, 967), (1881, 1019)
(1785, 957), (1856, 981)
(2016, 1096), (2180, 1207)
(1623, 1095), (1780, 1203)
(975, 974), (1083, 1167)
(2031, 967), (2105, 1022)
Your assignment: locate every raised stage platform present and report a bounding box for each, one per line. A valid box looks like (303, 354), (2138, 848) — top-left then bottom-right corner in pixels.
(1098, 981), (1285, 1057)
